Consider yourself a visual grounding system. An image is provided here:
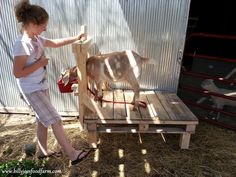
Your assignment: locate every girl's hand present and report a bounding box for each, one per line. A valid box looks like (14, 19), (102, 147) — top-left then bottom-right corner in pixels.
(38, 56), (49, 67)
(77, 33), (87, 41)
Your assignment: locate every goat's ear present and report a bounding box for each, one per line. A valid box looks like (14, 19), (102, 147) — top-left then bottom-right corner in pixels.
(60, 70), (70, 85)
(61, 70), (67, 76)
(72, 66), (77, 70)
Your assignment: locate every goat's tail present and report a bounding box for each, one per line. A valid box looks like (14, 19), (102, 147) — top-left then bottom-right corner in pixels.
(141, 57), (156, 65)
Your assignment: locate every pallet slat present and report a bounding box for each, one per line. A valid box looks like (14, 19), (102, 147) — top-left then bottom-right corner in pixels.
(156, 91), (178, 120)
(97, 126), (186, 134)
(156, 91), (197, 121)
(84, 119), (198, 125)
(139, 91), (153, 120)
(166, 93), (197, 121)
(145, 91), (169, 120)
(124, 90), (142, 121)
(102, 90), (114, 119)
(113, 90), (126, 119)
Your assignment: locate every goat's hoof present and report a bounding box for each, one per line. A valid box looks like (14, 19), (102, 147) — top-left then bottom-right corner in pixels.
(94, 97), (99, 101)
(94, 95), (103, 102)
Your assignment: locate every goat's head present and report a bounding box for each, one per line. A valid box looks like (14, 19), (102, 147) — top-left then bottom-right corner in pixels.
(60, 66), (78, 85)
(201, 79), (215, 89)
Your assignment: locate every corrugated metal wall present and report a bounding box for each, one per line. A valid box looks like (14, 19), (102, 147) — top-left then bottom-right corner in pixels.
(0, 0), (190, 115)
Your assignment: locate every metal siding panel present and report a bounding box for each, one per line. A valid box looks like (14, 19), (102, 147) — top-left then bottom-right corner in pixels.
(31, 0), (81, 115)
(0, 0), (28, 109)
(0, 0), (190, 114)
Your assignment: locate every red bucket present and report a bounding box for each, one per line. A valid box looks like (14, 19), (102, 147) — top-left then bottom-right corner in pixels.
(57, 79), (77, 93)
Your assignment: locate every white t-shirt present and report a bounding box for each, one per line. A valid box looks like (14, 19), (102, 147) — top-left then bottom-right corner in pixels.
(13, 34), (49, 94)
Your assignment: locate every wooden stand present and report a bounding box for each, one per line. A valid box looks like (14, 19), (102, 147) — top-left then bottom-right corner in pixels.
(72, 25), (90, 128)
(84, 90), (198, 149)
(72, 25), (198, 149)
(72, 25), (109, 131)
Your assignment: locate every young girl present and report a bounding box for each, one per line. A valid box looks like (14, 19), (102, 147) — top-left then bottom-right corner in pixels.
(13, 0), (90, 165)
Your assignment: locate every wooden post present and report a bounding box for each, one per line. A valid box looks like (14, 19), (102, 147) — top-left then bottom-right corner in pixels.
(72, 26), (109, 148)
(179, 125), (196, 149)
(72, 25), (92, 129)
(87, 123), (98, 148)
(179, 133), (191, 149)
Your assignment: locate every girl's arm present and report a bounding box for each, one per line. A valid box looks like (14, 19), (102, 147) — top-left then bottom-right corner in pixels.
(13, 55), (49, 78)
(44, 34), (85, 48)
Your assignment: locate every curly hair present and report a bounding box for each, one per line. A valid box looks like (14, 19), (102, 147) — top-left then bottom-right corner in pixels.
(14, 0), (49, 26)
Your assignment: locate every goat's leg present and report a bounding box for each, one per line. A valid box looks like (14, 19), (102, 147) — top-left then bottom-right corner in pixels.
(215, 102), (223, 120)
(104, 82), (112, 91)
(210, 100), (222, 120)
(88, 80), (97, 98)
(216, 112), (221, 120)
(94, 81), (103, 102)
(132, 87), (140, 111)
(126, 73), (140, 111)
(208, 102), (222, 120)
(97, 81), (103, 100)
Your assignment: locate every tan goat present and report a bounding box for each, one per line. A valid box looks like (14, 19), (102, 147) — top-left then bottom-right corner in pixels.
(201, 79), (236, 119)
(61, 50), (149, 110)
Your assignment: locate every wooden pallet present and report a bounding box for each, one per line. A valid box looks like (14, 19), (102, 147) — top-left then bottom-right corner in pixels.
(72, 27), (198, 149)
(84, 90), (198, 149)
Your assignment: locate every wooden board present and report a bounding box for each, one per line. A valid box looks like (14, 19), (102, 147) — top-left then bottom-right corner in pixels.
(84, 90), (198, 125)
(166, 93), (197, 121)
(102, 90), (114, 119)
(113, 90), (126, 120)
(156, 91), (197, 122)
(145, 91), (169, 121)
(138, 91), (154, 120)
(123, 90), (141, 121)
(84, 90), (198, 150)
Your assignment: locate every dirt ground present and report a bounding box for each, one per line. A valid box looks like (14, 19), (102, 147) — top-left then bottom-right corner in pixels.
(0, 113), (236, 177)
